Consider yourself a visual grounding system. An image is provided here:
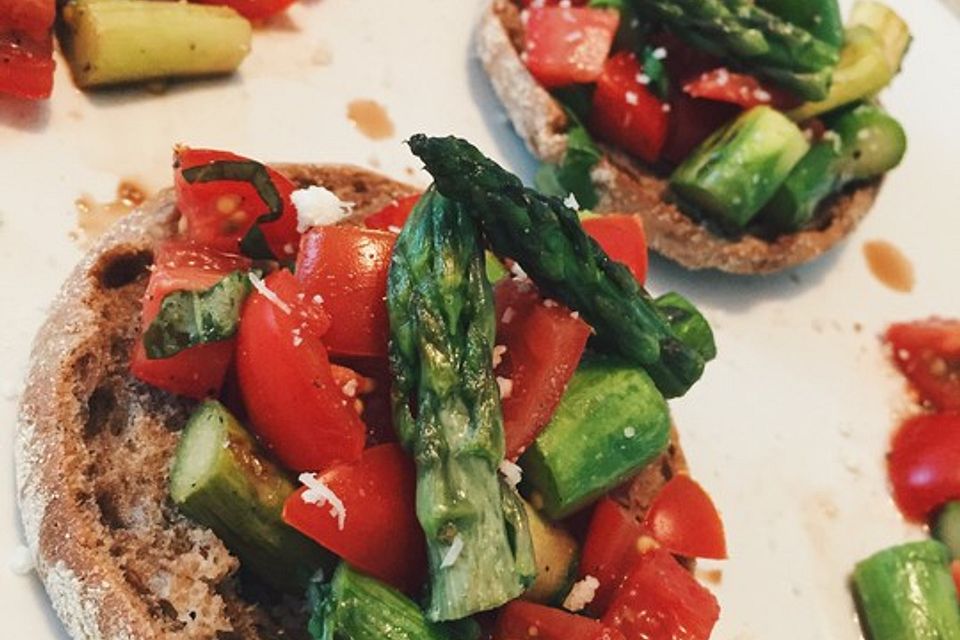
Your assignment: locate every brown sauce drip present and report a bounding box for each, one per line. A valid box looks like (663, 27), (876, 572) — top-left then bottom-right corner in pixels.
(863, 240), (915, 293)
(347, 99), (394, 140)
(75, 180), (149, 246)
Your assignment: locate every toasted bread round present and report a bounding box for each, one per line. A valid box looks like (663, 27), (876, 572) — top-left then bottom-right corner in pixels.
(16, 162), (688, 639)
(477, 0), (883, 274)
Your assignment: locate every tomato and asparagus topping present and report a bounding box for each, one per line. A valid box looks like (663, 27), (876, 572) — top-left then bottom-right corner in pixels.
(520, 0), (910, 240)
(134, 139), (723, 638)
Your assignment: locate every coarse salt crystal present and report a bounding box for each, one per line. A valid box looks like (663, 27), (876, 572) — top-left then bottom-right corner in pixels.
(543, 299), (558, 308)
(498, 460), (523, 489)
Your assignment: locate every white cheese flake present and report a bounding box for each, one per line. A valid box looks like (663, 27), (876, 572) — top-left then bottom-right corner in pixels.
(312, 294), (324, 305)
(563, 575), (600, 612)
(509, 262), (528, 279)
(625, 91), (639, 106)
(249, 272), (291, 315)
(496, 376), (514, 400)
(440, 535), (465, 569)
(492, 345), (508, 369)
(8, 545), (34, 576)
(636, 73), (651, 85)
(341, 378), (359, 398)
(563, 193), (580, 210)
(498, 460), (523, 489)
(299, 473), (347, 530)
(624, 426), (637, 439)
(292, 186), (354, 232)
(651, 47), (667, 60)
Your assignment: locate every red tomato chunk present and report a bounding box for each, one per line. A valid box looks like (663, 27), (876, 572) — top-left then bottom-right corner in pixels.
(889, 412), (960, 522)
(130, 242), (250, 399)
(494, 600), (625, 640)
(283, 443), (427, 594)
(523, 7), (619, 88)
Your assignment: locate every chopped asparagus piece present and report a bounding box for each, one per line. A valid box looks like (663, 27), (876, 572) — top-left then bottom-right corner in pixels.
(852, 541), (960, 640)
(169, 401), (333, 593)
(850, 0), (912, 72)
(933, 501), (960, 560)
(654, 292), (717, 361)
(756, 0), (844, 47)
(829, 103), (907, 181)
(520, 355), (670, 518)
(670, 106), (810, 228)
(61, 0), (251, 88)
(309, 564), (480, 640)
(758, 141), (841, 232)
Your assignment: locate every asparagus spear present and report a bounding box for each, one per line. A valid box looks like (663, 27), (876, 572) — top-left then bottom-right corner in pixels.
(756, 0), (844, 47)
(60, 0), (251, 88)
(852, 541), (960, 640)
(309, 564), (480, 640)
(387, 187), (534, 621)
(633, 0), (839, 100)
(407, 134), (710, 399)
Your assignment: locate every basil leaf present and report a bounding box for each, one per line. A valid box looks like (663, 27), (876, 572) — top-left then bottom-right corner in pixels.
(143, 270), (251, 359)
(181, 160), (284, 261)
(642, 45), (670, 101)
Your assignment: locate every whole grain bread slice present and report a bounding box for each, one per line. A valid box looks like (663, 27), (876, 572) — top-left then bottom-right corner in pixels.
(477, 0), (883, 274)
(16, 162), (688, 640)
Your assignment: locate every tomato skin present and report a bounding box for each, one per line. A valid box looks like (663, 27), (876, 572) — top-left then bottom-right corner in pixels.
(174, 148), (300, 259)
(193, 0), (295, 21)
(578, 497), (646, 616)
(130, 242), (250, 399)
(493, 601), (626, 640)
(643, 475), (727, 560)
(0, 0), (55, 36)
(602, 548), (720, 640)
(523, 7), (619, 88)
(888, 413), (960, 522)
(590, 52), (669, 164)
(494, 278), (591, 460)
(363, 194), (421, 232)
(661, 92), (739, 165)
(236, 270), (365, 472)
(683, 68), (801, 111)
(283, 443), (427, 594)
(0, 31), (54, 100)
(296, 226), (396, 359)
(581, 215), (648, 284)
(886, 320), (960, 412)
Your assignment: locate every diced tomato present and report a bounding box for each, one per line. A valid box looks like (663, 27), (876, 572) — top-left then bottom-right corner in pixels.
(590, 52), (668, 164)
(236, 270), (365, 471)
(0, 0), (55, 37)
(174, 148), (300, 259)
(661, 92), (739, 165)
(578, 497), (646, 616)
(886, 320), (960, 412)
(193, 0), (295, 22)
(494, 278), (591, 459)
(283, 443), (426, 593)
(888, 412), (960, 522)
(363, 194), (421, 232)
(0, 31), (53, 100)
(684, 68), (801, 111)
(582, 214), (648, 284)
(602, 548), (720, 640)
(643, 475), (727, 560)
(523, 7), (619, 88)
(652, 32), (724, 86)
(493, 601), (626, 640)
(296, 225), (395, 359)
(130, 242), (250, 399)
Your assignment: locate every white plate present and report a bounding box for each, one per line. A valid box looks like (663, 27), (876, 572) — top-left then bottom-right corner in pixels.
(1, 0), (958, 637)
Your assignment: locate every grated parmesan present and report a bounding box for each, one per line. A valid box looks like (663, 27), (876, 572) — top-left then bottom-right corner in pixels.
(249, 272), (291, 315)
(497, 376), (514, 400)
(563, 193), (580, 210)
(299, 473), (347, 530)
(292, 186), (355, 232)
(492, 345), (508, 368)
(440, 535), (464, 569)
(498, 460), (523, 489)
(563, 575), (599, 612)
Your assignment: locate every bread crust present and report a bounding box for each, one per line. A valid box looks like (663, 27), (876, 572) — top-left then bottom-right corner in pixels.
(477, 0), (883, 274)
(16, 162), (686, 639)
(15, 164), (419, 640)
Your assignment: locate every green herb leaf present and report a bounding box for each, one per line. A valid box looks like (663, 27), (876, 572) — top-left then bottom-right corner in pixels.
(181, 160), (284, 260)
(641, 45), (670, 101)
(588, 0), (624, 9)
(143, 270), (251, 359)
(535, 120), (602, 209)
